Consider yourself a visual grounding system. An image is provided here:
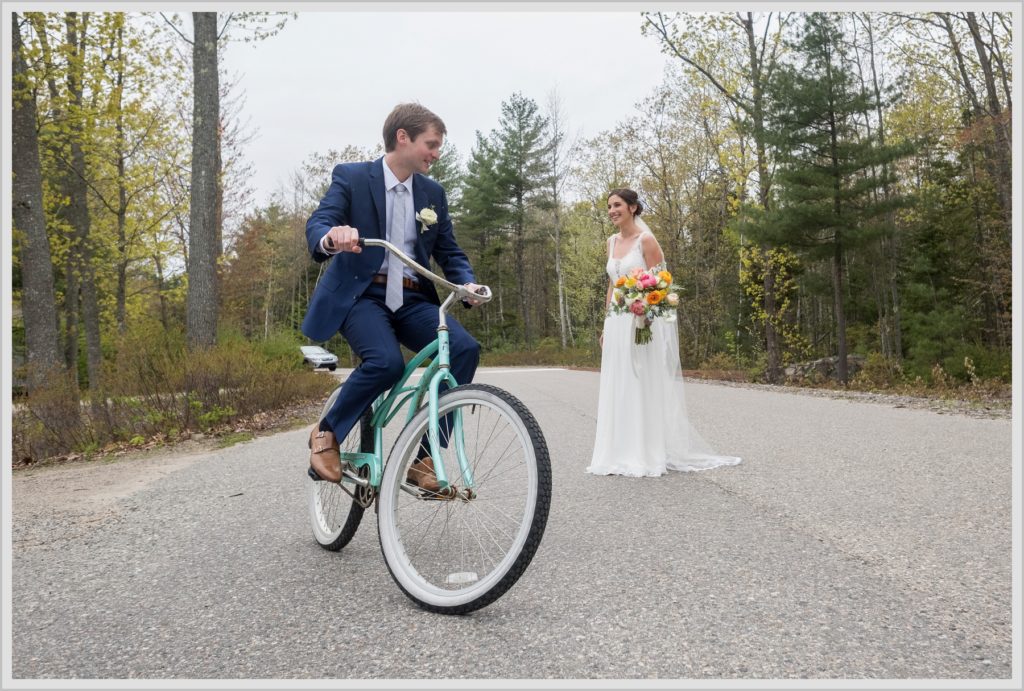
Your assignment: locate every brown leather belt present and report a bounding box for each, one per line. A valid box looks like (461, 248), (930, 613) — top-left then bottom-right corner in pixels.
(370, 273), (421, 290)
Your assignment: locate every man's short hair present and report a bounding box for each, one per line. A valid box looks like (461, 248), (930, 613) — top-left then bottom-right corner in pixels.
(383, 103), (447, 152)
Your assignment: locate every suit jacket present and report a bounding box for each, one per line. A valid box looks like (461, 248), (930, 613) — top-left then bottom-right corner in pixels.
(301, 157), (475, 343)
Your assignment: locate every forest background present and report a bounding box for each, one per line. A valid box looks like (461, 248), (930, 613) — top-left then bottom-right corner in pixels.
(8, 10), (1016, 462)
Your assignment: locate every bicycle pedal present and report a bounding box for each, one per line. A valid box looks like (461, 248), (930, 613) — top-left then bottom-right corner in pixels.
(416, 486), (459, 501)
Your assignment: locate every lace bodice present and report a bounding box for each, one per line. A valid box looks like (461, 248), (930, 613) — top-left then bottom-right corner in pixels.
(606, 232), (648, 281)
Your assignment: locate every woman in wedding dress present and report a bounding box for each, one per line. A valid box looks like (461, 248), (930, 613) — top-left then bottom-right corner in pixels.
(586, 188), (741, 477)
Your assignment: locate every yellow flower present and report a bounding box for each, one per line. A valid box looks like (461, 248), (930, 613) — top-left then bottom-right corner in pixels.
(657, 270), (672, 284)
(625, 277), (636, 289)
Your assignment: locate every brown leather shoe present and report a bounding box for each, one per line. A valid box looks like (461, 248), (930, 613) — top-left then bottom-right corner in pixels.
(308, 427), (342, 483)
(406, 456), (443, 493)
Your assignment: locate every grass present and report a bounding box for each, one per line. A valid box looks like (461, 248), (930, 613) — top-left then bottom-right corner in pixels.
(216, 431), (255, 448)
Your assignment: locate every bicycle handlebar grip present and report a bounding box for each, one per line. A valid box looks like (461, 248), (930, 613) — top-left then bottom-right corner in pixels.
(356, 238), (366, 248)
(467, 285), (493, 302)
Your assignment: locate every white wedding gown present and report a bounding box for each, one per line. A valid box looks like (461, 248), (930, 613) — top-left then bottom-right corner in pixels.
(586, 231), (742, 477)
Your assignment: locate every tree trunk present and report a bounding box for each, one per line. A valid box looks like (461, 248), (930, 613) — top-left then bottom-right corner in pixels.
(154, 253), (170, 330)
(63, 257), (80, 375)
(186, 12), (221, 349)
(554, 229), (571, 348)
(65, 12), (104, 401)
(547, 103), (572, 349)
(114, 21), (129, 334)
(514, 210), (531, 347)
(743, 13), (783, 383)
(832, 245), (848, 385)
(29, 14), (80, 382)
(12, 14), (63, 391)
(964, 11), (1012, 231)
(939, 14), (983, 113)
(938, 12), (1010, 233)
(861, 12), (903, 361)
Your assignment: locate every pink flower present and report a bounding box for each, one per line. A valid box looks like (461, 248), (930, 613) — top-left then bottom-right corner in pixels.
(629, 300), (646, 316)
(641, 275), (658, 289)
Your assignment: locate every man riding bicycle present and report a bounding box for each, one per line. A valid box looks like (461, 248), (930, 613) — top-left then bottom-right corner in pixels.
(302, 103), (484, 491)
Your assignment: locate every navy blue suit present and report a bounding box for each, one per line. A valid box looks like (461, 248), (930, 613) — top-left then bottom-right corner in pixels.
(302, 157), (480, 444)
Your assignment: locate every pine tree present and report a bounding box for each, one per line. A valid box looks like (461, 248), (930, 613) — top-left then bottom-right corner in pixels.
(459, 132), (508, 343)
(491, 93), (552, 347)
(749, 13), (912, 383)
(427, 141), (464, 210)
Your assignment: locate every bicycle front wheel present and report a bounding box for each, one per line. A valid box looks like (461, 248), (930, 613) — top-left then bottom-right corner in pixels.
(377, 383), (551, 614)
(308, 388), (372, 551)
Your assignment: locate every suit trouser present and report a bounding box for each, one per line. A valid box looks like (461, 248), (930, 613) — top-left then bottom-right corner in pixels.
(322, 282), (480, 450)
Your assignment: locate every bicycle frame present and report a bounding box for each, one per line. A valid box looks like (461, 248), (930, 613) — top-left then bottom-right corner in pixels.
(334, 238), (490, 494)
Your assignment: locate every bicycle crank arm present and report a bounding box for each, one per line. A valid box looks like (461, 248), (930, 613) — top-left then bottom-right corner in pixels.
(341, 468), (370, 487)
(399, 483), (476, 502)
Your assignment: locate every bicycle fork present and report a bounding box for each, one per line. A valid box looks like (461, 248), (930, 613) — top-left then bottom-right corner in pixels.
(425, 324), (476, 496)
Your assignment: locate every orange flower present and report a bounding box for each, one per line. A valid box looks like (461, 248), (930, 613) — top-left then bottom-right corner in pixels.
(646, 290), (665, 305)
(658, 270), (672, 284)
(614, 276), (626, 288)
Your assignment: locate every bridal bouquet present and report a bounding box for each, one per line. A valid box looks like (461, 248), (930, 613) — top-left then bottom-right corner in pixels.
(609, 266), (680, 345)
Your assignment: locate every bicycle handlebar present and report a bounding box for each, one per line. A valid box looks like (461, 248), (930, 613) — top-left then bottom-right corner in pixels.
(350, 238), (493, 304)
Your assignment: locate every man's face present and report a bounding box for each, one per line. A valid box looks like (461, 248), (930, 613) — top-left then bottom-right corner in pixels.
(397, 125), (443, 174)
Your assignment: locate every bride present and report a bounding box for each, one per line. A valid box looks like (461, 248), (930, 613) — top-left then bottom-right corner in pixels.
(586, 188), (741, 477)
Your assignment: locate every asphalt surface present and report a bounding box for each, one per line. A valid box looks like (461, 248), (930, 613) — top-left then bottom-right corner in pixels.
(10, 368), (1014, 681)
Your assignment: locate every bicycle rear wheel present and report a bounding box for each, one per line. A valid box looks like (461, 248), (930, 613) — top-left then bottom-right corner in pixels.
(377, 383), (551, 614)
(308, 386), (372, 551)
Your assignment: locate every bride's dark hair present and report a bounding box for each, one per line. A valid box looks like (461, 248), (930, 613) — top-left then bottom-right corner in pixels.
(608, 188), (643, 216)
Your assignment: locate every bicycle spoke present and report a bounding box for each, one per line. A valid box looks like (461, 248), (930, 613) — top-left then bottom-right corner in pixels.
(465, 500), (513, 556)
(466, 497), (521, 538)
(459, 507), (500, 574)
(404, 497), (444, 562)
(471, 450), (525, 490)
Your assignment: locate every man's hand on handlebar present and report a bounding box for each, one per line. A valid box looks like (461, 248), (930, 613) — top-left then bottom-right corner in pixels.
(463, 283), (487, 308)
(324, 225), (361, 253)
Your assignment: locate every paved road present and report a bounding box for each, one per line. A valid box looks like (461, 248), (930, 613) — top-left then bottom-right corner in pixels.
(10, 368), (1014, 680)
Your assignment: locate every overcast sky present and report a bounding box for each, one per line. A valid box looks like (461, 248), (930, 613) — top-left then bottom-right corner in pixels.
(220, 10), (673, 206)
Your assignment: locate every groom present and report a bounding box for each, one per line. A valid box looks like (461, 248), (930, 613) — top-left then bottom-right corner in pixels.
(302, 103), (483, 490)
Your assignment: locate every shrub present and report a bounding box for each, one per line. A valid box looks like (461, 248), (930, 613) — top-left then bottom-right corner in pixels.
(851, 353), (905, 389)
(694, 352), (749, 382)
(940, 344), (1011, 383)
(11, 329), (335, 465)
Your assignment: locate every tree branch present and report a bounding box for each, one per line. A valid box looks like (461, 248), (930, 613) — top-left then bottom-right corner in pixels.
(159, 12), (192, 45)
(644, 13), (752, 115)
(217, 12), (235, 41)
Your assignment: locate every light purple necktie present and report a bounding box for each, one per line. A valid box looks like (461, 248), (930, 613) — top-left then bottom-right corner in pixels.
(386, 185), (407, 312)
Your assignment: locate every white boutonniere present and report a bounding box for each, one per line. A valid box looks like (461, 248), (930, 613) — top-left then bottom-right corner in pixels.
(415, 207), (438, 234)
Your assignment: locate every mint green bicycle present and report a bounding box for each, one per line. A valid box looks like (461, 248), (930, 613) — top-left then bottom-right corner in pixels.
(307, 238), (552, 614)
